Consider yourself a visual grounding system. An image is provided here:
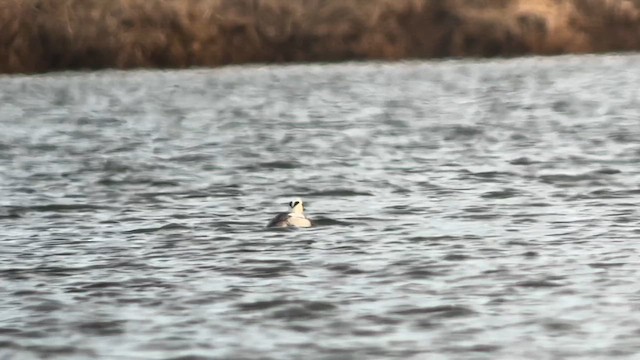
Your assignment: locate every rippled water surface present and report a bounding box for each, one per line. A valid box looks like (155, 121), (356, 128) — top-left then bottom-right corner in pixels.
(2, 55), (640, 359)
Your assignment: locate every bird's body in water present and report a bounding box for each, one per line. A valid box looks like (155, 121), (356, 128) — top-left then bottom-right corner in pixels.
(267, 198), (312, 228)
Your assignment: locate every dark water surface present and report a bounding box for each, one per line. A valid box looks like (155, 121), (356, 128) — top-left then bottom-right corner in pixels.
(2, 55), (640, 359)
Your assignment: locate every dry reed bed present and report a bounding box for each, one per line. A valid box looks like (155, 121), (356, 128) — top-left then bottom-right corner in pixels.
(1, 0), (640, 74)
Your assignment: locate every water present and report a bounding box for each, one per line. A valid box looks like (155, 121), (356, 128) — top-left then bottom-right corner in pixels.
(1, 55), (640, 359)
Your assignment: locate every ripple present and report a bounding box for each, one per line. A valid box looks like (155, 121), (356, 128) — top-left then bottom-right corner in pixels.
(592, 168), (622, 175)
(308, 217), (352, 226)
(392, 305), (476, 318)
(241, 160), (303, 170)
(307, 189), (374, 197)
(443, 125), (484, 140)
(80, 281), (122, 289)
(460, 170), (517, 182)
(443, 253), (471, 261)
(12, 204), (110, 212)
(270, 301), (337, 320)
(588, 262), (627, 268)
(402, 267), (443, 278)
(0, 207), (22, 218)
(481, 188), (522, 199)
(22, 299), (66, 312)
(325, 263), (365, 275)
(515, 280), (564, 288)
(23, 344), (95, 357)
(237, 299), (290, 311)
(98, 177), (181, 187)
(509, 157), (539, 165)
(123, 223), (190, 234)
(74, 320), (126, 336)
(542, 320), (578, 332)
(538, 169), (621, 184)
(571, 188), (640, 199)
(443, 344), (501, 354)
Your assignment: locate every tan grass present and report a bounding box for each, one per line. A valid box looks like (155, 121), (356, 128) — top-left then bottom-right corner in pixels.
(1, 0), (640, 74)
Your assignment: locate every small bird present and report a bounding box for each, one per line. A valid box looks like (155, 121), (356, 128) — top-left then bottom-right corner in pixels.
(266, 197), (313, 228)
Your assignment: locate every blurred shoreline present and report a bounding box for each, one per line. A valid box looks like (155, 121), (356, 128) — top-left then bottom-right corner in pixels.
(2, 0), (640, 74)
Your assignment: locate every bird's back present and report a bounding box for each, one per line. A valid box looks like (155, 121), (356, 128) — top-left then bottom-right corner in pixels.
(267, 212), (291, 228)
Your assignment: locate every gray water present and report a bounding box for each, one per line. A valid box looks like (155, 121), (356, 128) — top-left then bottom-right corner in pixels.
(1, 55), (640, 360)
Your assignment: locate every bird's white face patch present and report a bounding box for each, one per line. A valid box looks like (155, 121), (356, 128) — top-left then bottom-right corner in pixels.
(289, 198), (304, 214)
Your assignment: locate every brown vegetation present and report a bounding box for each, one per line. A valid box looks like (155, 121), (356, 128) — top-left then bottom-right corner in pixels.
(1, 0), (640, 74)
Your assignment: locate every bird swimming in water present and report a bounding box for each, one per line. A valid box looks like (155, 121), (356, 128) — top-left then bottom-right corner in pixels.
(266, 197), (313, 228)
